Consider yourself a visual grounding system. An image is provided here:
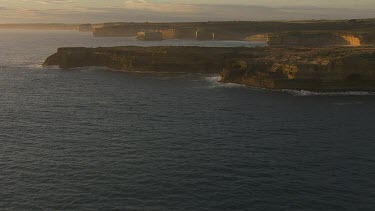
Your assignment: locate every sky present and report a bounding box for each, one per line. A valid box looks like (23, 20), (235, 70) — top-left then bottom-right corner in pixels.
(0, 0), (375, 23)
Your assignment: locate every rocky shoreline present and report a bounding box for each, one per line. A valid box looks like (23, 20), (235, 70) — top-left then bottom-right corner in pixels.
(44, 46), (375, 91)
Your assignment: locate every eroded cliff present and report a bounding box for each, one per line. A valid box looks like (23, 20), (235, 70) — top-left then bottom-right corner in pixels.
(221, 47), (375, 91)
(44, 46), (375, 91)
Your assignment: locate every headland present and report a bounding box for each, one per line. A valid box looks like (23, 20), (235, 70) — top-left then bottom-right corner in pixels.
(44, 46), (375, 91)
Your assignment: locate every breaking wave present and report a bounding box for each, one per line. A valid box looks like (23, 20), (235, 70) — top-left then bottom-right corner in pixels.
(283, 89), (375, 96)
(204, 75), (246, 88)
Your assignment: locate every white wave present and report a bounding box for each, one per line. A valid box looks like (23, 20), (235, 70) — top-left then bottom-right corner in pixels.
(24, 63), (44, 69)
(204, 75), (246, 88)
(206, 75), (222, 83)
(283, 89), (375, 96)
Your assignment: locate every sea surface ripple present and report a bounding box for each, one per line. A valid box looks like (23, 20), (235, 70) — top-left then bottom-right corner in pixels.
(1, 30), (375, 210)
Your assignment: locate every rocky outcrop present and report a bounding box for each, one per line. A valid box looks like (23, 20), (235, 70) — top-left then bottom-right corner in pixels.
(44, 46), (375, 91)
(340, 34), (362, 46)
(221, 47), (375, 91)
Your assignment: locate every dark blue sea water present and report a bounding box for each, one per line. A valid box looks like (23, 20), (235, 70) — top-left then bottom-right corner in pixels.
(1, 30), (375, 211)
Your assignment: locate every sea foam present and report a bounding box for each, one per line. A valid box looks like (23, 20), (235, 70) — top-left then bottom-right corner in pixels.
(283, 89), (375, 96)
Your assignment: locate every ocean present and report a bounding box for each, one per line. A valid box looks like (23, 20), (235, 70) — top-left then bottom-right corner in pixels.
(1, 30), (375, 210)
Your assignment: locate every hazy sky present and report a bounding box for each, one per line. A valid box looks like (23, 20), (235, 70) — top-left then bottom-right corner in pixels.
(0, 0), (374, 23)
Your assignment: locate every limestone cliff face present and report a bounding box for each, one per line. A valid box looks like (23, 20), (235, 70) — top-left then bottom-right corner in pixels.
(268, 32), (375, 47)
(221, 47), (375, 91)
(159, 29), (176, 39)
(341, 34), (362, 46)
(44, 46), (375, 91)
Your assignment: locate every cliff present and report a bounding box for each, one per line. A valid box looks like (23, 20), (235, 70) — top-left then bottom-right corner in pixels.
(340, 34), (362, 46)
(43, 46), (244, 73)
(221, 47), (375, 91)
(267, 32), (375, 47)
(44, 46), (375, 91)
(90, 19), (375, 41)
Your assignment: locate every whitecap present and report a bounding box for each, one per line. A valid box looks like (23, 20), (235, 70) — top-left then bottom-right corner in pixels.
(283, 89), (375, 96)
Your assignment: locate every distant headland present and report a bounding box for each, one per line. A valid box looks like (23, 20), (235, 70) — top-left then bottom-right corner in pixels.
(2, 19), (375, 45)
(0, 23), (79, 30)
(87, 19), (375, 45)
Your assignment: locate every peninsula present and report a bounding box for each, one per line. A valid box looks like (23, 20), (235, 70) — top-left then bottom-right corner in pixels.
(44, 46), (375, 91)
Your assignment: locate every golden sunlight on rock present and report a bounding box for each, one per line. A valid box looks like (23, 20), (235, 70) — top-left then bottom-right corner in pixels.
(341, 34), (362, 46)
